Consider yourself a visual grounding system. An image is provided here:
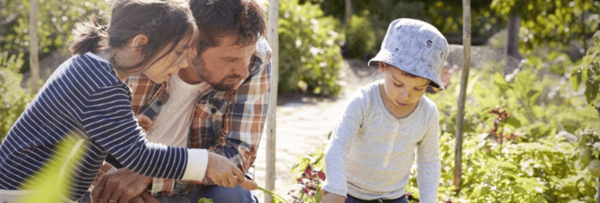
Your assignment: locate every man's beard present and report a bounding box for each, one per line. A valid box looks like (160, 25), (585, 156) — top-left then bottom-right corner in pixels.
(192, 57), (242, 91)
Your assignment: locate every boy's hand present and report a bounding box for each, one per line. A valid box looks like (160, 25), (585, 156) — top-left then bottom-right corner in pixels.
(320, 190), (345, 203)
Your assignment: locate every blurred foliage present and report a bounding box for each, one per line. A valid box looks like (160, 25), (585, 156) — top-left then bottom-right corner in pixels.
(0, 0), (110, 73)
(416, 60), (598, 202)
(0, 52), (33, 141)
(20, 136), (86, 202)
(491, 0), (600, 54)
(293, 57), (598, 201)
(570, 31), (600, 180)
(301, 0), (507, 59)
(276, 0), (344, 96)
(571, 31), (600, 111)
(344, 15), (376, 59)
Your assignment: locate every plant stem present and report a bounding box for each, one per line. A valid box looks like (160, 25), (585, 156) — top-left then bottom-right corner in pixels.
(257, 186), (290, 203)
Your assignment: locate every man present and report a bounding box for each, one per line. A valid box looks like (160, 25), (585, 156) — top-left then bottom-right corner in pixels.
(88, 0), (271, 202)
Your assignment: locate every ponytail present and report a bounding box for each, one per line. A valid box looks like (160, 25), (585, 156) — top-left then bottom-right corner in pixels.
(69, 15), (108, 55)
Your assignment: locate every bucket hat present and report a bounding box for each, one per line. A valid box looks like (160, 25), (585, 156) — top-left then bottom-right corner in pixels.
(368, 18), (449, 89)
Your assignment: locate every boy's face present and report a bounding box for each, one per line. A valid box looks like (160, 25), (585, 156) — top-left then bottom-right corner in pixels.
(379, 63), (430, 108)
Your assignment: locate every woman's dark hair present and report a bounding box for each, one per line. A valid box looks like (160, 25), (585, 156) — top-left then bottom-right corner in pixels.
(70, 0), (199, 72)
(189, 0), (266, 54)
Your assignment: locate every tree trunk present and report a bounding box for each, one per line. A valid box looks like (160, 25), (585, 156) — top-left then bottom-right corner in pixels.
(505, 12), (522, 59)
(29, 0), (40, 92)
(345, 0), (351, 24)
(454, 0), (471, 192)
(265, 0), (279, 202)
(582, 11), (587, 54)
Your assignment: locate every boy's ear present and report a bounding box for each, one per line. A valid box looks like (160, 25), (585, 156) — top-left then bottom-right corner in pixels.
(378, 62), (387, 72)
(128, 34), (149, 48)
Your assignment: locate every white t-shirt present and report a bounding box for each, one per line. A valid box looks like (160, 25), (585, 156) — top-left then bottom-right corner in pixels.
(146, 74), (206, 147)
(322, 80), (441, 202)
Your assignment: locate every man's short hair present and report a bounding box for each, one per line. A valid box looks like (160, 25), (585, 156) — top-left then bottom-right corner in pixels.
(190, 0), (266, 54)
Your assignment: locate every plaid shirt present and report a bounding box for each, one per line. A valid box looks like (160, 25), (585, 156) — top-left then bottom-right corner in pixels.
(93, 38), (272, 196)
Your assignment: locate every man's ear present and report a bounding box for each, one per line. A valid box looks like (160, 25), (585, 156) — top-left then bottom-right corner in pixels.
(128, 34), (149, 48)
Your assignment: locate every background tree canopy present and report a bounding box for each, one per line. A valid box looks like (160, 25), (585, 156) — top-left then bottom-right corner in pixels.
(0, 0), (110, 73)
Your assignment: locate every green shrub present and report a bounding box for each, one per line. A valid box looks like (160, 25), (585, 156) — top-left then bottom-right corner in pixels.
(277, 0), (344, 96)
(344, 15), (376, 59)
(0, 52), (33, 141)
(422, 62), (597, 202)
(571, 31), (600, 112)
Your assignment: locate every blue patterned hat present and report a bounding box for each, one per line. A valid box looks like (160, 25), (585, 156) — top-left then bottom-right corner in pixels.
(368, 18), (449, 89)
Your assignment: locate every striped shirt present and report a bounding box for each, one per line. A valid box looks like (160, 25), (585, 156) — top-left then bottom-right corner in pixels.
(0, 53), (206, 200)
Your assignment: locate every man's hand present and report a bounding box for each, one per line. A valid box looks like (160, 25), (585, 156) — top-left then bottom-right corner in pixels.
(90, 168), (158, 203)
(206, 152), (246, 188)
(128, 191), (158, 203)
(320, 190), (345, 203)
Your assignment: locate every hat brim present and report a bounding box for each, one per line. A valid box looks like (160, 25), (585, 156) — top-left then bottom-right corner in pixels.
(368, 51), (445, 90)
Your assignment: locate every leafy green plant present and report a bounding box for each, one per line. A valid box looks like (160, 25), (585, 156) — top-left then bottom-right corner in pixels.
(344, 15), (376, 59)
(426, 61), (596, 202)
(0, 52), (33, 140)
(19, 137), (86, 202)
(277, 0), (344, 96)
(571, 31), (600, 115)
(569, 31), (600, 202)
(290, 147), (325, 203)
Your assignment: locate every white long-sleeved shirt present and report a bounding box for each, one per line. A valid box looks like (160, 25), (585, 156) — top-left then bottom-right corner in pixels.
(323, 80), (441, 202)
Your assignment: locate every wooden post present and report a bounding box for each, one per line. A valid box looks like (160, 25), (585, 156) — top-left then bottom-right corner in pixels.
(29, 0), (40, 92)
(454, 0), (471, 192)
(345, 0), (351, 24)
(265, 0), (279, 202)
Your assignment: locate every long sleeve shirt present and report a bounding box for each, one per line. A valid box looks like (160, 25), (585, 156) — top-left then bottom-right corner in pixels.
(0, 53), (207, 200)
(322, 80), (441, 202)
(99, 37), (272, 195)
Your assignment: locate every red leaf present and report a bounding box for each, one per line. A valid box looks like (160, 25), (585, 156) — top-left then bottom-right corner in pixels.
(317, 171), (326, 180)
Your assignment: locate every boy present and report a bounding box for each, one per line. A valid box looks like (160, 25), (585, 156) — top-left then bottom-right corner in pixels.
(321, 18), (448, 203)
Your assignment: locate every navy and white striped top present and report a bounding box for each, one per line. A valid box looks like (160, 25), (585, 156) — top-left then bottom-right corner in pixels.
(0, 53), (198, 200)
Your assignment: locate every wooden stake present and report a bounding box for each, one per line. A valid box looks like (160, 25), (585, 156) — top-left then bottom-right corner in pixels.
(345, 0), (351, 24)
(265, 0), (279, 202)
(29, 0), (40, 92)
(454, 0), (471, 192)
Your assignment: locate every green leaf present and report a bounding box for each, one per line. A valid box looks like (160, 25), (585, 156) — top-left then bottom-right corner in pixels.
(20, 137), (86, 203)
(198, 198), (214, 203)
(494, 73), (510, 91)
(505, 116), (522, 128)
(584, 80), (599, 104)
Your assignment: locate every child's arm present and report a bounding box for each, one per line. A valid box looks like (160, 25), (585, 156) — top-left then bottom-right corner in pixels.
(321, 190), (346, 203)
(416, 109), (442, 202)
(82, 85), (242, 186)
(322, 91), (366, 198)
